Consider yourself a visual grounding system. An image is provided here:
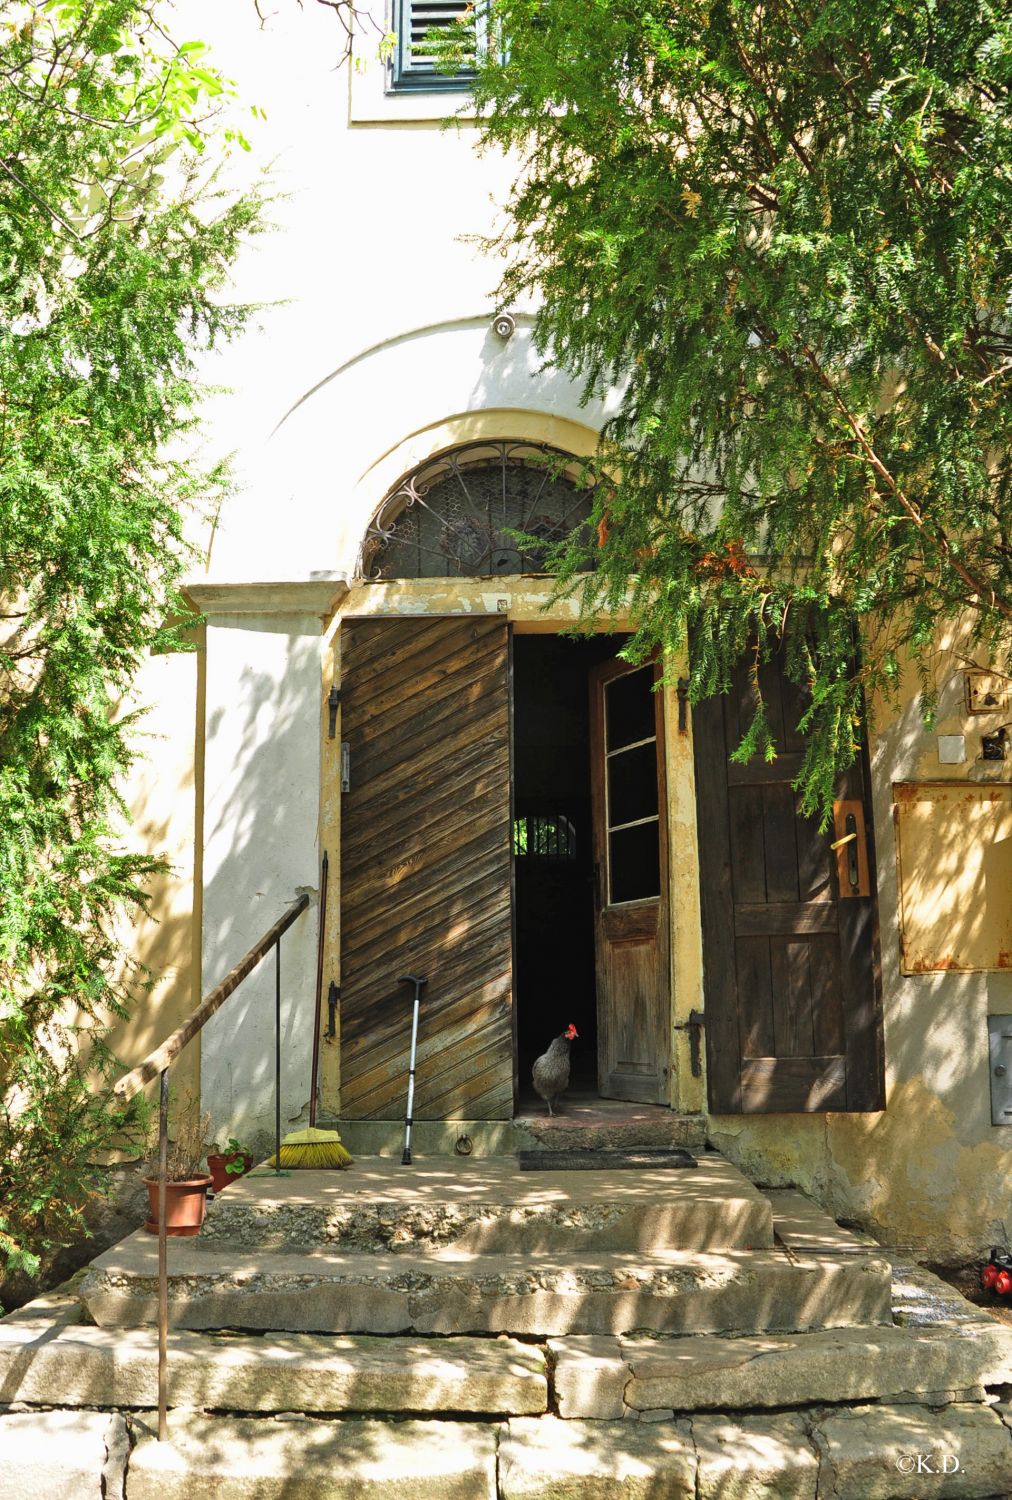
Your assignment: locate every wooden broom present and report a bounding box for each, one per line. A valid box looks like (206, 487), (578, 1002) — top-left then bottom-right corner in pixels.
(270, 851), (352, 1170)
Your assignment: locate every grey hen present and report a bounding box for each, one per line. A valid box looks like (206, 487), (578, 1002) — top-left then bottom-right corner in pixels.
(531, 1023), (578, 1115)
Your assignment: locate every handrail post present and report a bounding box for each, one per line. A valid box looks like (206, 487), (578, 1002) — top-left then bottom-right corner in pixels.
(157, 1067), (169, 1441)
(274, 940), (282, 1174)
(108, 893), (309, 1443)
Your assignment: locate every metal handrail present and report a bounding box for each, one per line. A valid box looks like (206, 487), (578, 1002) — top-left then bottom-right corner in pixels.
(112, 891), (311, 1440)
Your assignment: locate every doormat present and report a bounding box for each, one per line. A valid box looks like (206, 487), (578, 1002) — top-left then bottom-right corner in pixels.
(516, 1148), (697, 1171)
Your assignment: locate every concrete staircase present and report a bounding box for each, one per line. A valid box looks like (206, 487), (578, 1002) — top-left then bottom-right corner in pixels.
(2, 1145), (1011, 1498)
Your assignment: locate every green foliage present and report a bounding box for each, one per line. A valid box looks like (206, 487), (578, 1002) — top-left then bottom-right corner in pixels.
(0, 0), (265, 1286)
(470, 0), (1012, 815)
(222, 1136), (252, 1172)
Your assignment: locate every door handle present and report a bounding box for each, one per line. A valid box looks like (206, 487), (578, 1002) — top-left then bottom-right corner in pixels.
(831, 800), (870, 898)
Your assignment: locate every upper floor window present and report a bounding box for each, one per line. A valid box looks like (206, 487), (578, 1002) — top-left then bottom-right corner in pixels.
(390, 0), (480, 92)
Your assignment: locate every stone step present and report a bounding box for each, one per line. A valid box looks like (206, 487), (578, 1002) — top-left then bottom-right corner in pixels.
(114, 1411), (498, 1500)
(3, 1404), (1009, 1500)
(551, 1320), (1012, 1417)
(79, 1233), (891, 1337)
(329, 1105), (708, 1159)
(0, 1309), (547, 1415)
(502, 1408), (1012, 1499)
(0, 1410), (131, 1500)
(0, 1404), (497, 1500)
(200, 1152), (773, 1254)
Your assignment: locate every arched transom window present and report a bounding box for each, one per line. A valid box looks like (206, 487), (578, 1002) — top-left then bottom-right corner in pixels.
(358, 440), (596, 579)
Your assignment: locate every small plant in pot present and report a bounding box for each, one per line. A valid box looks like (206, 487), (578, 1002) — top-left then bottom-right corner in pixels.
(206, 1136), (254, 1194)
(143, 1108), (213, 1237)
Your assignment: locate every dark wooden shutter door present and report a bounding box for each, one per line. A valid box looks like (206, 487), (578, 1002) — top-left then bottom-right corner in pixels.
(339, 616), (513, 1120)
(693, 653), (884, 1114)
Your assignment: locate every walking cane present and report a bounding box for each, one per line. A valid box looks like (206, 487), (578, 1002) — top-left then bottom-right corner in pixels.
(399, 974), (427, 1166)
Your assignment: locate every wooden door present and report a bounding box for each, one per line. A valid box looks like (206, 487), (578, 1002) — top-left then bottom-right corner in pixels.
(693, 652), (884, 1113)
(589, 657), (671, 1102)
(339, 616), (514, 1120)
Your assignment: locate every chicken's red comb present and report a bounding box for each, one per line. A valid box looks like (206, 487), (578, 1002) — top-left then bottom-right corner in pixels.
(565, 1023), (579, 1038)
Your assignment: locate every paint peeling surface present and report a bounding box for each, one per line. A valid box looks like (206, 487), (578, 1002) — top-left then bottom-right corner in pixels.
(893, 782), (1012, 973)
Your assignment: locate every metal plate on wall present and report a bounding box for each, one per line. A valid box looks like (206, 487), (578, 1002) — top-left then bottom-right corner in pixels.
(893, 782), (1012, 974)
(988, 1015), (1012, 1126)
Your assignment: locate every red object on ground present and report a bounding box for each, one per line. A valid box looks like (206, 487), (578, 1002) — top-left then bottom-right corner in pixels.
(982, 1263), (999, 1290)
(995, 1268), (1012, 1297)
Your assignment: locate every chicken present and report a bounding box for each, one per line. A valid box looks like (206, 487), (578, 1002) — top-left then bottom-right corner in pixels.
(531, 1023), (578, 1115)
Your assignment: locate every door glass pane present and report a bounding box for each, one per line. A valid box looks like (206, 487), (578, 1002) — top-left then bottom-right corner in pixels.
(605, 665), (656, 749)
(609, 821), (660, 903)
(608, 743), (659, 827)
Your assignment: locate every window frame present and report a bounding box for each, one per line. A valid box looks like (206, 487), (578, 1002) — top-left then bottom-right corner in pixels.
(388, 0), (482, 94)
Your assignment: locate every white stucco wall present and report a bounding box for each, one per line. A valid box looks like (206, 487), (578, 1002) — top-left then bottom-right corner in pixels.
(172, 0), (547, 557)
(198, 610), (324, 1146)
(207, 319), (619, 583)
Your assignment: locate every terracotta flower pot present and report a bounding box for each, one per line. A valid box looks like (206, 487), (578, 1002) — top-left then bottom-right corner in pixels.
(143, 1175), (212, 1237)
(206, 1153), (253, 1194)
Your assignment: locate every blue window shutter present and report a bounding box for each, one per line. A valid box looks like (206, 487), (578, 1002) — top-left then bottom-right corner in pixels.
(392, 0), (479, 91)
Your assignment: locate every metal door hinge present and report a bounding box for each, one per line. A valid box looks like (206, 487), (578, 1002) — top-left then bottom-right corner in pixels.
(341, 742), (350, 792)
(327, 685), (341, 739)
(326, 980), (340, 1040)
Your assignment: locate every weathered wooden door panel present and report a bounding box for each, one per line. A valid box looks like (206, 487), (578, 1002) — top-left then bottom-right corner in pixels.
(694, 651), (883, 1114)
(340, 615), (513, 1120)
(589, 657), (671, 1103)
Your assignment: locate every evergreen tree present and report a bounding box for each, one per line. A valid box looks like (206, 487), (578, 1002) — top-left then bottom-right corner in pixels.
(0, 0), (263, 1287)
(463, 0), (1012, 812)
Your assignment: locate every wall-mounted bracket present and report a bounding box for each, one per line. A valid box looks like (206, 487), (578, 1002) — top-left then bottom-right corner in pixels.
(988, 1015), (1012, 1126)
(675, 1008), (705, 1077)
(327, 685), (341, 739)
(677, 679), (689, 734)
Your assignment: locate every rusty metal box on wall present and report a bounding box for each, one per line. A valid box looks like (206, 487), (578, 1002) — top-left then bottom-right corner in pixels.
(893, 782), (1012, 974)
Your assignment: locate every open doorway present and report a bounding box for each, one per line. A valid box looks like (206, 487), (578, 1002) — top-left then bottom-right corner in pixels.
(512, 633), (624, 1103)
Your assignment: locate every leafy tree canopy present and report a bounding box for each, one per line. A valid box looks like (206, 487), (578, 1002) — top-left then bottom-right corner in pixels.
(0, 0), (264, 1289)
(461, 0), (1012, 814)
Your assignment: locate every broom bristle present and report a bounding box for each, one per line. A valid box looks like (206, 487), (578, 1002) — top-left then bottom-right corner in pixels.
(267, 1126), (353, 1170)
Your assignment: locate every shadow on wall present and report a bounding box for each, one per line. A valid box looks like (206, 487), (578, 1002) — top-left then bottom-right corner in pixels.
(92, 644), (203, 1121)
(198, 620), (321, 1158)
(464, 315), (618, 426)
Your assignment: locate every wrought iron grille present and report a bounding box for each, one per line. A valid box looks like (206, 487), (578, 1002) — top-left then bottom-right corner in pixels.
(513, 812), (578, 861)
(358, 441), (596, 579)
